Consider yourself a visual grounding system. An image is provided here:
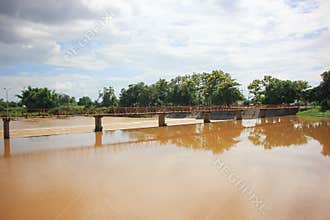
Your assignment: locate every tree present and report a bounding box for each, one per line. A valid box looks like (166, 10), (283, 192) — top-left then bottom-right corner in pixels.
(118, 70), (243, 106)
(293, 80), (309, 103)
(168, 75), (200, 106)
(119, 82), (155, 106)
(78, 96), (93, 107)
(248, 79), (264, 104)
(98, 87), (119, 107)
(56, 93), (76, 106)
(152, 79), (170, 105)
(0, 98), (5, 111)
(202, 70), (243, 105)
(17, 86), (58, 109)
(306, 71), (330, 109)
(248, 76), (309, 105)
(320, 71), (330, 98)
(319, 71), (330, 110)
(0, 99), (19, 111)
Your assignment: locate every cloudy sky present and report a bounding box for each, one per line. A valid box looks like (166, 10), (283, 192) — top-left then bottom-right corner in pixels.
(0, 0), (329, 100)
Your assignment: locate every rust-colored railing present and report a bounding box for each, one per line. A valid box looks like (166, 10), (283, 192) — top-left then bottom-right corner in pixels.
(99, 105), (298, 116)
(2, 105), (299, 117)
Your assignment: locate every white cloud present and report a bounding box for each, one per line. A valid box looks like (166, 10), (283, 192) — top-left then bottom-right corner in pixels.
(0, 73), (142, 101)
(0, 0), (329, 99)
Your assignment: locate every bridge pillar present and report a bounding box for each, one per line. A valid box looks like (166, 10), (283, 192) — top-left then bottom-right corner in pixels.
(4, 139), (10, 158)
(95, 132), (103, 147)
(158, 113), (167, 127)
(236, 110), (243, 120)
(94, 115), (103, 132)
(259, 109), (266, 118)
(203, 112), (211, 123)
(2, 118), (10, 139)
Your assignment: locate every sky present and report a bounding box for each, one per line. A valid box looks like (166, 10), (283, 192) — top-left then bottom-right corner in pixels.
(0, 0), (329, 100)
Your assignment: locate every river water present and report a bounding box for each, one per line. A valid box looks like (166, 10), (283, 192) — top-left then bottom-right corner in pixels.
(0, 116), (329, 219)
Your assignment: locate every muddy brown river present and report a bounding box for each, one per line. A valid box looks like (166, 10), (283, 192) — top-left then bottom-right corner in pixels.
(0, 116), (330, 219)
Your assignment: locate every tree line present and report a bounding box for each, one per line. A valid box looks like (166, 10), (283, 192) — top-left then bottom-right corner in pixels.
(248, 71), (329, 110)
(1, 69), (329, 111)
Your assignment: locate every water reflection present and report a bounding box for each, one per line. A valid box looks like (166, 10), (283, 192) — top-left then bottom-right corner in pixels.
(1, 116), (330, 158)
(248, 117), (308, 149)
(127, 120), (244, 154)
(301, 120), (330, 156)
(245, 117), (330, 157)
(4, 139), (10, 158)
(124, 116), (330, 157)
(95, 132), (103, 147)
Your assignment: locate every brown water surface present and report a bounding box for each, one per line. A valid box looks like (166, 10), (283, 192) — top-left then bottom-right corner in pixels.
(0, 116), (330, 219)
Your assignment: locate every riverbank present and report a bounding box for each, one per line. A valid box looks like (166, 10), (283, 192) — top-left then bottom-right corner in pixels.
(298, 107), (330, 118)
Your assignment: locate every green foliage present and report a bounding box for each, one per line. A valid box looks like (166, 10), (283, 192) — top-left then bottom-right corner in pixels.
(152, 79), (170, 105)
(17, 86), (59, 109)
(97, 87), (119, 107)
(168, 75), (201, 106)
(56, 93), (76, 106)
(78, 96), (93, 107)
(120, 82), (155, 106)
(4, 70), (242, 115)
(201, 70), (243, 106)
(0, 98), (5, 111)
(304, 71), (330, 109)
(297, 106), (330, 118)
(119, 70), (243, 107)
(248, 75), (309, 104)
(18, 69), (328, 111)
(248, 79), (264, 104)
(318, 71), (330, 110)
(320, 71), (330, 99)
(16, 87), (78, 109)
(12, 70), (327, 112)
(320, 100), (330, 112)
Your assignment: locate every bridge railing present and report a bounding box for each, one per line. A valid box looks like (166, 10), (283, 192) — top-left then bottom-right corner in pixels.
(0, 105), (299, 117)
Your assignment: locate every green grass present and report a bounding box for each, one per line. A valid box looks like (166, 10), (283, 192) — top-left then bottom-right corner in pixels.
(298, 106), (330, 118)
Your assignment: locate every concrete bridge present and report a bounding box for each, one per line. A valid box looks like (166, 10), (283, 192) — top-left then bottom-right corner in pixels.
(92, 105), (299, 132)
(2, 105), (299, 139)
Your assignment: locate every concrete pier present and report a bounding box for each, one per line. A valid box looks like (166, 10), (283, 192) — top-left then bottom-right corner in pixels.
(95, 132), (103, 147)
(203, 112), (211, 123)
(2, 118), (10, 139)
(236, 110), (243, 120)
(158, 113), (167, 127)
(4, 139), (10, 157)
(259, 109), (266, 118)
(94, 116), (103, 132)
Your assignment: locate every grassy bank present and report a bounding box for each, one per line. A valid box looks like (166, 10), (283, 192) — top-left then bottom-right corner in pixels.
(298, 106), (330, 118)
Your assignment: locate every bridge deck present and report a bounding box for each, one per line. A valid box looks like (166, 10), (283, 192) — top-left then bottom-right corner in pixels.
(2, 105), (300, 138)
(0, 105), (300, 118)
(96, 105), (299, 117)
